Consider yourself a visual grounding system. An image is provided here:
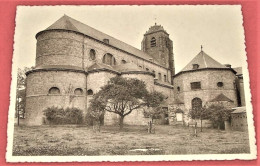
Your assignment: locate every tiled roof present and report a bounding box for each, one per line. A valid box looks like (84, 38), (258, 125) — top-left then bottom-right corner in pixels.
(181, 51), (228, 72)
(231, 107), (246, 114)
(43, 15), (162, 66)
(209, 93), (234, 102)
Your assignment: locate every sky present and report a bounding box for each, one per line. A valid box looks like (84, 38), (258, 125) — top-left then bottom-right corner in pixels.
(14, 5), (246, 73)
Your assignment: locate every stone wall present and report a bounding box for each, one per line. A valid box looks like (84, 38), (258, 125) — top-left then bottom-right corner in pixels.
(231, 113), (248, 131)
(174, 69), (238, 110)
(25, 70), (87, 125)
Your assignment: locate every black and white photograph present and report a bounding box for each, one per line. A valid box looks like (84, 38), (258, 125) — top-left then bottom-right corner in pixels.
(6, 5), (256, 162)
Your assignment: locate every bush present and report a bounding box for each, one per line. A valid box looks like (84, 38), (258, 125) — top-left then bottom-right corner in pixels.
(43, 106), (83, 125)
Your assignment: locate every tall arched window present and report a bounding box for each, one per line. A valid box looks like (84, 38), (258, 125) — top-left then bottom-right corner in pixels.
(89, 49), (96, 60)
(192, 98), (202, 110)
(74, 88), (83, 95)
(151, 37), (156, 47)
(87, 89), (93, 95)
(102, 53), (116, 66)
(48, 87), (60, 94)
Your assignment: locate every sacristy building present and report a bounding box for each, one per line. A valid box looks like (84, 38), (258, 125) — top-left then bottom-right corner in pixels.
(23, 15), (245, 126)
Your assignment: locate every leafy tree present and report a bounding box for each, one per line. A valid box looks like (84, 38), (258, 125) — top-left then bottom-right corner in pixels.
(188, 105), (208, 131)
(16, 67), (34, 123)
(206, 104), (233, 130)
(89, 76), (164, 130)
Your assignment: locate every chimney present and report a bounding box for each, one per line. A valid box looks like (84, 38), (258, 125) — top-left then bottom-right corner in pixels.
(224, 64), (231, 68)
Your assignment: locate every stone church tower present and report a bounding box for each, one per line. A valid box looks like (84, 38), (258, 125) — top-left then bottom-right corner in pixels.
(141, 23), (175, 83)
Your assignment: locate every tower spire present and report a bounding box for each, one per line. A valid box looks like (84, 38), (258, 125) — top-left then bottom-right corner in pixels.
(201, 45), (203, 52)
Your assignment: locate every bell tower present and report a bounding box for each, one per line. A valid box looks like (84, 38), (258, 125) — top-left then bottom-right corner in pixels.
(141, 23), (175, 77)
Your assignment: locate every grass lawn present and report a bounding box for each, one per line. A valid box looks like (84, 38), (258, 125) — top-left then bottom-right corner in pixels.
(12, 125), (250, 156)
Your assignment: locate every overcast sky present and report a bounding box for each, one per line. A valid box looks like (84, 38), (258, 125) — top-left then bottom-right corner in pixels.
(14, 5), (245, 73)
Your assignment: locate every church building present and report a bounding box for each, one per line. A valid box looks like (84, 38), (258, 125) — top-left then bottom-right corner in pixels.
(23, 15), (245, 126)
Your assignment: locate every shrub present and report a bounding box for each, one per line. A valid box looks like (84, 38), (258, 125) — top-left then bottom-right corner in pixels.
(43, 106), (83, 125)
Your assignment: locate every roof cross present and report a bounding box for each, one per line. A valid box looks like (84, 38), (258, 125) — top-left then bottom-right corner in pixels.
(201, 45), (203, 51)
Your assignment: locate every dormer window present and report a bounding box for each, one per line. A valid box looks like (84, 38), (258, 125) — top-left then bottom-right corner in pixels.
(151, 37), (156, 47)
(193, 64), (199, 69)
(103, 39), (109, 44)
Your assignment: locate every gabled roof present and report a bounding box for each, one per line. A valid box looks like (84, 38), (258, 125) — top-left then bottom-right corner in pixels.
(40, 15), (162, 66)
(181, 51), (229, 72)
(209, 93), (234, 102)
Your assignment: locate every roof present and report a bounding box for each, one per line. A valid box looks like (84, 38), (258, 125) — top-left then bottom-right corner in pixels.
(35, 65), (83, 71)
(40, 15), (162, 67)
(144, 24), (168, 35)
(181, 51), (229, 72)
(209, 93), (234, 102)
(231, 107), (246, 114)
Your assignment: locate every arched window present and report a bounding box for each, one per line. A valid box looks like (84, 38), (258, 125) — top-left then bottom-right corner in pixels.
(164, 75), (167, 82)
(121, 60), (127, 64)
(151, 37), (156, 47)
(158, 73), (162, 81)
(177, 86), (180, 92)
(74, 88), (83, 95)
(102, 53), (116, 66)
(192, 98), (202, 111)
(48, 87), (60, 94)
(89, 49), (96, 60)
(87, 89), (93, 95)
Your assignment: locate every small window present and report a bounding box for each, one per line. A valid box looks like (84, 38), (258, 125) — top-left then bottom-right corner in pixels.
(103, 39), (109, 44)
(146, 68), (149, 71)
(177, 86), (180, 92)
(158, 73), (162, 81)
(87, 89), (93, 95)
(217, 82), (224, 87)
(49, 87), (60, 94)
(191, 82), (201, 90)
(139, 65), (142, 68)
(151, 37), (156, 47)
(74, 88), (83, 95)
(164, 75), (167, 82)
(89, 49), (96, 60)
(121, 60), (127, 64)
(193, 64), (199, 69)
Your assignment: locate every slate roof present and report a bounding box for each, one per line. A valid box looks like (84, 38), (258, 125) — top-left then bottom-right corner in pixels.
(144, 24), (168, 35)
(181, 51), (229, 72)
(40, 15), (162, 66)
(231, 107), (246, 114)
(209, 93), (234, 102)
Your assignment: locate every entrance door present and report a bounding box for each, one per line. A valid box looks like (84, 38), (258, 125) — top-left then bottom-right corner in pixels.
(176, 113), (183, 122)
